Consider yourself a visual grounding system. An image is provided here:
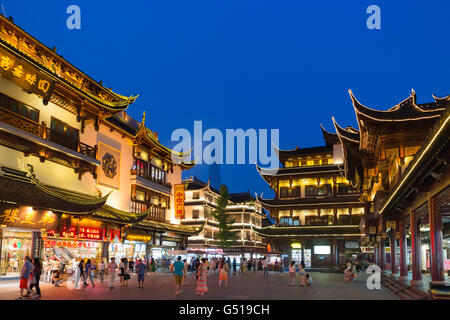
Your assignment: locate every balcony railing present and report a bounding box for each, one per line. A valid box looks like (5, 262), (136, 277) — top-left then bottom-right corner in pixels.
(148, 206), (166, 222)
(131, 157), (172, 189)
(0, 107), (97, 159)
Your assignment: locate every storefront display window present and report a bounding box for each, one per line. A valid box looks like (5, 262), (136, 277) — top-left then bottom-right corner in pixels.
(0, 229), (32, 276)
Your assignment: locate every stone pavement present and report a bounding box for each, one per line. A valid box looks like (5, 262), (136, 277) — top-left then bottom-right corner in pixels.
(0, 271), (399, 300)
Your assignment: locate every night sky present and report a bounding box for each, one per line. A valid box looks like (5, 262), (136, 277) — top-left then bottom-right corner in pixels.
(4, 0), (450, 199)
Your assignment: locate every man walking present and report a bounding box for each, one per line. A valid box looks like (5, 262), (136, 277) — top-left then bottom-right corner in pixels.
(17, 256), (34, 299)
(107, 257), (118, 289)
(170, 256), (184, 295)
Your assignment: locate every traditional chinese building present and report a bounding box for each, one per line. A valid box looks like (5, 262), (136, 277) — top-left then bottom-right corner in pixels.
(338, 89), (449, 286)
(0, 15), (198, 277)
(179, 177), (266, 260)
(255, 126), (368, 270)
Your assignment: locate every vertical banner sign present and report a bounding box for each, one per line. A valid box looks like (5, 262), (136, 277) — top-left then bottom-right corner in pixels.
(174, 184), (185, 219)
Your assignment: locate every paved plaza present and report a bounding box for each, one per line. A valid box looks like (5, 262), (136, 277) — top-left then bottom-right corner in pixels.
(0, 271), (398, 300)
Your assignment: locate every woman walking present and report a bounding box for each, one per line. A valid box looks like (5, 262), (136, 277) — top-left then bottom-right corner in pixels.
(122, 258), (130, 287)
(150, 258), (156, 279)
(195, 257), (208, 296)
(289, 261), (296, 286)
(218, 258), (229, 287)
(182, 259), (189, 285)
(299, 261), (306, 286)
(30, 258), (42, 299)
(119, 258), (125, 285)
(85, 259), (95, 287)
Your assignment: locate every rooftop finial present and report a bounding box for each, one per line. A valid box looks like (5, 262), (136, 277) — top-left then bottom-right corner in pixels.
(141, 111), (146, 126)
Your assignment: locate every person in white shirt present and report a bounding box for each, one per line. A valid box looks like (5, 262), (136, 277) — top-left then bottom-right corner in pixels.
(107, 258), (118, 289)
(99, 260), (106, 283)
(306, 274), (313, 286)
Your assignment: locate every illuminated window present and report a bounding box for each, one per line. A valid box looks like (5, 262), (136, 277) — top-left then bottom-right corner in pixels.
(192, 210), (199, 219)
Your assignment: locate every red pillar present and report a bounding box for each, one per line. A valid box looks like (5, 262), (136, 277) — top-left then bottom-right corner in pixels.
(410, 209), (422, 286)
(399, 218), (408, 281)
(379, 239), (385, 270)
(333, 240), (339, 269)
(390, 228), (398, 277)
(429, 194), (444, 283)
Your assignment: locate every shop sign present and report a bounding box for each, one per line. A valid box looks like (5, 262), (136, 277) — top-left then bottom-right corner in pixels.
(161, 240), (177, 247)
(174, 184), (185, 219)
(126, 234), (151, 242)
(78, 227), (102, 240)
(369, 227), (377, 234)
(386, 221), (396, 230)
(291, 243), (302, 249)
(0, 208), (58, 230)
(0, 46), (55, 103)
(345, 241), (359, 249)
(44, 240), (99, 248)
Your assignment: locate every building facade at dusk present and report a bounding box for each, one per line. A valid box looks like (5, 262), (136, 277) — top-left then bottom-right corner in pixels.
(180, 177), (266, 260)
(255, 127), (369, 269)
(339, 90), (450, 286)
(0, 15), (199, 277)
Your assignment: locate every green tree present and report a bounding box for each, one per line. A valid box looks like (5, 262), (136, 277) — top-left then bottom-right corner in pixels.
(211, 184), (238, 249)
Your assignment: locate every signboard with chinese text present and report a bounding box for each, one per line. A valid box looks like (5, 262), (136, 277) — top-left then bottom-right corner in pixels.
(0, 46), (55, 103)
(369, 226), (377, 234)
(386, 221), (396, 230)
(174, 184), (185, 219)
(0, 208), (58, 230)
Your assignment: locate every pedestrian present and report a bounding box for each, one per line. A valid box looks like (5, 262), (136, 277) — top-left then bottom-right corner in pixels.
(289, 261), (296, 286)
(119, 258), (126, 285)
(135, 259), (146, 288)
(17, 256), (34, 299)
(195, 257), (208, 296)
(299, 260), (306, 286)
(262, 257), (268, 278)
(182, 259), (189, 285)
(76, 260), (86, 288)
(170, 256), (184, 295)
(129, 259), (134, 273)
(210, 258), (215, 275)
(280, 259), (284, 274)
(275, 259), (279, 272)
(247, 259), (252, 274)
(150, 257), (156, 278)
(99, 259), (106, 283)
(219, 258), (229, 287)
(73, 259), (81, 289)
(232, 258), (237, 274)
(108, 257), (118, 289)
(29, 258), (42, 299)
(85, 259), (95, 287)
(252, 259), (256, 272)
(123, 258), (130, 287)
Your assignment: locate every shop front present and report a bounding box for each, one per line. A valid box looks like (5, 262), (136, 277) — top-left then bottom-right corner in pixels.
(108, 233), (151, 261)
(0, 228), (33, 277)
(0, 207), (58, 278)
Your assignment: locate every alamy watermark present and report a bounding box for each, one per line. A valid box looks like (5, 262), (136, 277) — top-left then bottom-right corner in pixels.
(66, 5), (81, 30)
(366, 264), (381, 290)
(366, 5), (381, 30)
(171, 121), (280, 173)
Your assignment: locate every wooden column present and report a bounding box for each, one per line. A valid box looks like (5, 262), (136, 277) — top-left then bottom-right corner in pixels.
(374, 242), (379, 266)
(379, 238), (385, 270)
(390, 228), (398, 278)
(428, 193), (444, 283)
(333, 240), (339, 269)
(410, 209), (422, 286)
(398, 218), (408, 281)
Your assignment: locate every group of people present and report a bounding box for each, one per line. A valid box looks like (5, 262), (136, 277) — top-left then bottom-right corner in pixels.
(17, 256), (42, 299)
(343, 261), (358, 282)
(288, 260), (312, 287)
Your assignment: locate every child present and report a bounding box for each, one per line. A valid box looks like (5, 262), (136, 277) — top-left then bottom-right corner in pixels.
(306, 274), (313, 286)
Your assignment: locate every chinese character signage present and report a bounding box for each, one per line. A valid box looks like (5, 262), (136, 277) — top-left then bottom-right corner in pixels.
(97, 142), (121, 190)
(0, 46), (55, 104)
(369, 226), (377, 234)
(0, 208), (58, 230)
(386, 221), (396, 230)
(174, 184), (185, 219)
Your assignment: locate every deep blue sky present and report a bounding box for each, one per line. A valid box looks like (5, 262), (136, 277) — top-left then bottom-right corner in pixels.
(4, 1), (450, 198)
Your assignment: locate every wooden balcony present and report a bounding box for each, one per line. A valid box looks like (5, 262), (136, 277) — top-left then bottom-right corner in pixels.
(0, 106), (96, 159)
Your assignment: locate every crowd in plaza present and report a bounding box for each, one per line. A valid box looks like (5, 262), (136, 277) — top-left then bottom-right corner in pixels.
(14, 253), (371, 299)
